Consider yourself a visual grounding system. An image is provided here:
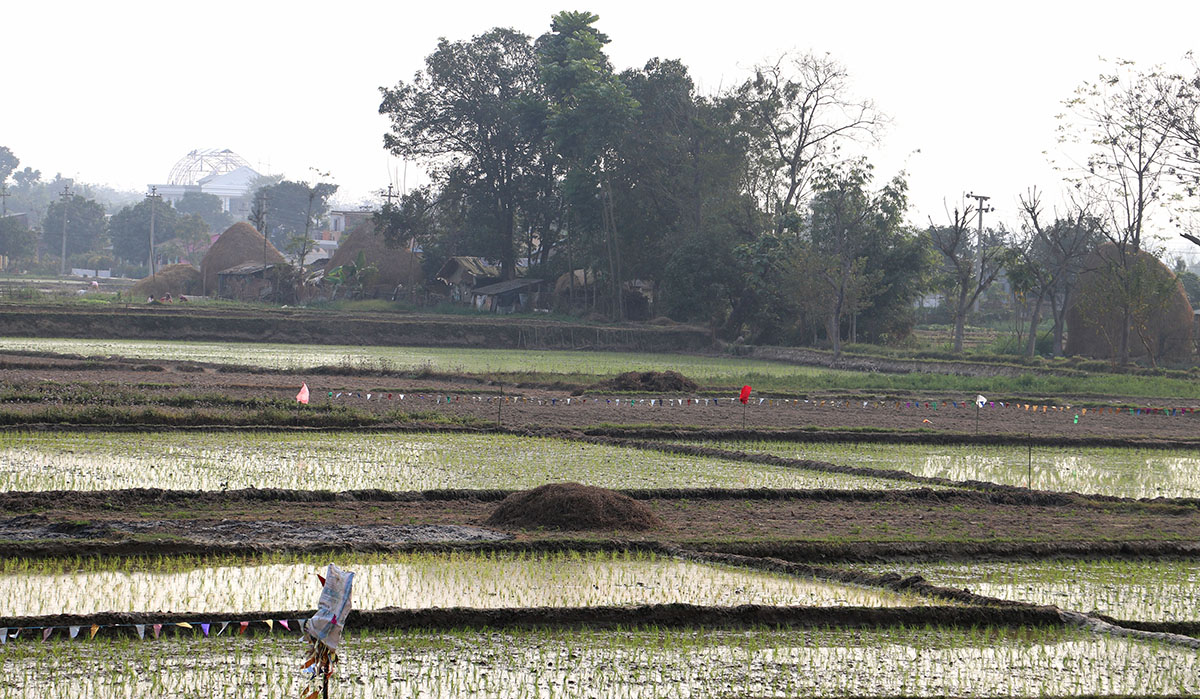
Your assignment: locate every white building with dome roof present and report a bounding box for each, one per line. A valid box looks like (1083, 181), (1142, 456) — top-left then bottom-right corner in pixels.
(149, 148), (261, 217)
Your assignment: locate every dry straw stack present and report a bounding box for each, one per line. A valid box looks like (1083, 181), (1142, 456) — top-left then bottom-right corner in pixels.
(1066, 242), (1194, 362)
(200, 222), (287, 296)
(325, 221), (423, 297)
(130, 264), (201, 300)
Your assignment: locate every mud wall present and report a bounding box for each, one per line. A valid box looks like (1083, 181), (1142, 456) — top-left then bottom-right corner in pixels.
(0, 306), (711, 353)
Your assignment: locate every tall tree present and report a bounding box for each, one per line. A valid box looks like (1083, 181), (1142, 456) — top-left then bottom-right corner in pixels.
(1059, 61), (1176, 363)
(108, 197), (178, 264)
(252, 180), (337, 249)
(42, 194), (106, 261)
(174, 191), (233, 233)
(797, 161), (905, 359)
(539, 10), (639, 318)
(1016, 190), (1103, 356)
(0, 147), (18, 192)
(611, 59), (755, 309)
(0, 215), (36, 260)
(929, 203), (1012, 353)
(738, 52), (884, 235)
(380, 27), (545, 281)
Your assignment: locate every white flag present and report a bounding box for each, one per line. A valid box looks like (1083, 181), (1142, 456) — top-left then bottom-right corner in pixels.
(975, 394), (987, 408)
(69, 626), (81, 639)
(135, 625), (145, 639)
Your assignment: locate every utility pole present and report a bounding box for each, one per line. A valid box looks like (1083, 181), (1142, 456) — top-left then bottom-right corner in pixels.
(0, 183), (9, 216)
(257, 190), (269, 268)
(59, 185), (72, 276)
(146, 186), (162, 279)
(966, 192), (992, 312)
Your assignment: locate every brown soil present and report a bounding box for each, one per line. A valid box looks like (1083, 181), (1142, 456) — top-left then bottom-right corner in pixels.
(1, 603), (1061, 636)
(1, 353), (1198, 442)
(486, 483), (663, 531)
(1, 487), (1196, 561)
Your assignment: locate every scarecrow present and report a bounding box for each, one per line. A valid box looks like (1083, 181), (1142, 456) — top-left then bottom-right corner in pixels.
(301, 564), (354, 699)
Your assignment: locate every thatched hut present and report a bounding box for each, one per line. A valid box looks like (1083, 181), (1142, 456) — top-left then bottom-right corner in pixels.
(130, 264), (201, 300)
(200, 222), (286, 296)
(1066, 243), (1195, 363)
(325, 221), (423, 298)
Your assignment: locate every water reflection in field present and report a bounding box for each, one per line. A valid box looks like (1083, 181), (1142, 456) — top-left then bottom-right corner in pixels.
(862, 558), (1200, 622)
(703, 440), (1200, 498)
(0, 430), (914, 492)
(0, 552), (924, 616)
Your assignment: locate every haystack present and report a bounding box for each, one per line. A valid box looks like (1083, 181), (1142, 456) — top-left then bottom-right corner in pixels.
(486, 483), (662, 531)
(1066, 243), (1195, 362)
(593, 371), (698, 393)
(326, 221), (423, 297)
(130, 264), (200, 300)
(200, 222), (286, 296)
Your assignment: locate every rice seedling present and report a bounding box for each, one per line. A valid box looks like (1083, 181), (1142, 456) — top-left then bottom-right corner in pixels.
(1, 625), (1196, 697)
(0, 430), (913, 493)
(860, 558), (1200, 622)
(0, 551), (925, 616)
(697, 439), (1200, 498)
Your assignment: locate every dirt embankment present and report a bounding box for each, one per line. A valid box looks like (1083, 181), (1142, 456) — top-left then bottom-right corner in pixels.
(2, 486), (1197, 561)
(747, 345), (1084, 378)
(0, 603), (1063, 637)
(0, 305), (711, 352)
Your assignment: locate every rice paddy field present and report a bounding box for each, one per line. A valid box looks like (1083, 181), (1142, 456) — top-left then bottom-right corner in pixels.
(0, 552), (927, 617)
(4, 329), (1200, 699)
(4, 627), (1199, 698)
(0, 336), (828, 381)
(689, 439), (1200, 498)
(5, 336), (1200, 399)
(860, 558), (1200, 622)
(0, 430), (916, 492)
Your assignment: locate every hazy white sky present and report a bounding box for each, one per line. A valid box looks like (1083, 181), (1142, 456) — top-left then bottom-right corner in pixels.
(5, 0), (1200, 255)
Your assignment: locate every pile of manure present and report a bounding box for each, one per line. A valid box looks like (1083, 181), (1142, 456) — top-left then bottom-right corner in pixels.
(592, 370), (698, 393)
(485, 482), (662, 531)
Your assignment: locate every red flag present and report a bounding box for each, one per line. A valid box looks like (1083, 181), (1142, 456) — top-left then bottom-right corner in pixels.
(739, 385), (752, 404)
(296, 383), (310, 405)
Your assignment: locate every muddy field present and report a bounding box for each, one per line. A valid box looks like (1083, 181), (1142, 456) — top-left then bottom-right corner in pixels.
(2, 341), (1199, 698)
(2, 353), (1198, 441)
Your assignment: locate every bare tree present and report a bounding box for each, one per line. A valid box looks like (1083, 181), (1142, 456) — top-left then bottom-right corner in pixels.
(929, 203), (1011, 353)
(738, 52), (885, 235)
(1059, 61), (1176, 363)
(1016, 189), (1103, 357)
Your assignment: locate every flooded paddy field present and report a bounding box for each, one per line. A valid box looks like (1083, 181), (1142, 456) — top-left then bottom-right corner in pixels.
(0, 552), (927, 617)
(693, 439), (1200, 498)
(3, 626), (1197, 698)
(0, 430), (924, 493)
(860, 558), (1200, 622)
(0, 336), (820, 382)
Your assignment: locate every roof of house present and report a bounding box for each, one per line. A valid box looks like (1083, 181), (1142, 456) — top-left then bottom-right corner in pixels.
(219, 261), (279, 276)
(471, 278), (544, 296)
(436, 256), (500, 283)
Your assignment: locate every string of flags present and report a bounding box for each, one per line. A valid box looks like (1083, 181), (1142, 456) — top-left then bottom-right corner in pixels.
(300, 386), (1197, 418)
(0, 616), (306, 644)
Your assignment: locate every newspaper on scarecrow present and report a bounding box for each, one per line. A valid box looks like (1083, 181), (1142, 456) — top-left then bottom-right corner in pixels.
(301, 563), (354, 699)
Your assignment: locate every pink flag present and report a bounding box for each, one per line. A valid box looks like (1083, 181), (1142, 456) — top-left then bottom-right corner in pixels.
(296, 383), (310, 405)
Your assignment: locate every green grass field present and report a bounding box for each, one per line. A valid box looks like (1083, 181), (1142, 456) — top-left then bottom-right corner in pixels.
(4, 337), (1200, 399)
